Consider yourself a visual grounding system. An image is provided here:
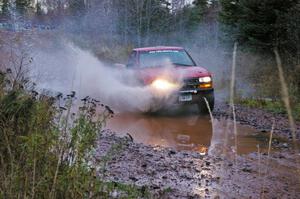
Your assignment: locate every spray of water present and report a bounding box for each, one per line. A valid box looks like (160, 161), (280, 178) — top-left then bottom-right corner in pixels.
(31, 42), (181, 112)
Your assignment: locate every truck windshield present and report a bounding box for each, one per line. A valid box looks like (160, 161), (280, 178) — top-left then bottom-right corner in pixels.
(139, 50), (195, 68)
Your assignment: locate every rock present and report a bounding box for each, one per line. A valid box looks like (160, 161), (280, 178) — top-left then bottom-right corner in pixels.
(169, 150), (176, 155)
(179, 172), (193, 179)
(110, 190), (119, 198)
(195, 168), (201, 173)
(141, 163), (147, 168)
(242, 168), (252, 173)
(282, 143), (288, 148)
(129, 176), (138, 181)
(146, 153), (153, 157)
(152, 185), (160, 189)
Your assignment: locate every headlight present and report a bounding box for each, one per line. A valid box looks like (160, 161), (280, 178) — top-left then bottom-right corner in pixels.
(151, 79), (178, 90)
(199, 76), (212, 83)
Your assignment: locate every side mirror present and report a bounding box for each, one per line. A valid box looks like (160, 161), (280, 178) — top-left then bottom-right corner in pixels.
(114, 63), (126, 68)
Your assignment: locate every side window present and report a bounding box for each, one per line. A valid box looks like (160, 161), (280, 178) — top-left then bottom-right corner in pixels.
(127, 51), (137, 68)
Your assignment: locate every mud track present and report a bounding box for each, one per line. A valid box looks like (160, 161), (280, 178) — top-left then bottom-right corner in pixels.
(94, 103), (300, 198)
(214, 103), (300, 141)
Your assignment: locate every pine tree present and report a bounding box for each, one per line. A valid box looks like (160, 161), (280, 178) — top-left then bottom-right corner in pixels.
(69, 0), (86, 16)
(219, 0), (240, 26)
(36, 1), (43, 16)
(193, 0), (208, 16)
(219, 0), (299, 50)
(15, 0), (31, 15)
(1, 0), (10, 17)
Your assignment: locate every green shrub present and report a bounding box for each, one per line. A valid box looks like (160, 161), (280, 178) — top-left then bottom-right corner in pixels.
(0, 71), (148, 198)
(237, 97), (300, 120)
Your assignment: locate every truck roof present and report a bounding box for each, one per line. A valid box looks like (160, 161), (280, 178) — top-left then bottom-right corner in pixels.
(133, 46), (184, 52)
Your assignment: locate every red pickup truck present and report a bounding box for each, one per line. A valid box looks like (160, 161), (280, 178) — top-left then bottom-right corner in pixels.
(126, 46), (214, 113)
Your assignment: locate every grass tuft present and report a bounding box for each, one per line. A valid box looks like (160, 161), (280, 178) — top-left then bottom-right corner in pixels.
(236, 98), (300, 121)
(0, 70), (148, 198)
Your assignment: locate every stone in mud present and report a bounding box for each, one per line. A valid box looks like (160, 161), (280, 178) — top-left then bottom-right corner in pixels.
(110, 190), (118, 198)
(241, 168), (252, 173)
(129, 176), (138, 181)
(205, 161), (211, 166)
(146, 153), (153, 157)
(168, 150), (176, 155)
(195, 168), (201, 173)
(141, 163), (147, 168)
(282, 143), (288, 148)
(151, 185), (160, 189)
(162, 175), (168, 179)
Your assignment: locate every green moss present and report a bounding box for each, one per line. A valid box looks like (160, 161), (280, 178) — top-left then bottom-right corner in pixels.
(237, 98), (300, 121)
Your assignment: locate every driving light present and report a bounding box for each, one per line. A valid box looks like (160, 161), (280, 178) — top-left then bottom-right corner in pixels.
(199, 76), (212, 83)
(151, 79), (178, 90)
(199, 82), (212, 88)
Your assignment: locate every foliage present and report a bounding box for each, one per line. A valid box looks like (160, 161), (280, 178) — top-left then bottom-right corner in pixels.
(36, 1), (43, 16)
(0, 0), (10, 17)
(69, 0), (86, 17)
(219, 0), (299, 52)
(112, 0), (173, 46)
(236, 97), (300, 121)
(219, 0), (300, 102)
(0, 70), (148, 198)
(173, 1), (209, 33)
(15, 0), (31, 15)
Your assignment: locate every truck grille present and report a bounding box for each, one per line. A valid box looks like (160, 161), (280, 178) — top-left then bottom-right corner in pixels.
(181, 78), (199, 90)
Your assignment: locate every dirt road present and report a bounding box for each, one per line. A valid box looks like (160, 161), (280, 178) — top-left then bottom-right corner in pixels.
(95, 104), (300, 198)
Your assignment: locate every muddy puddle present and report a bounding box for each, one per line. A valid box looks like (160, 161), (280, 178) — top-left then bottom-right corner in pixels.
(105, 108), (271, 154)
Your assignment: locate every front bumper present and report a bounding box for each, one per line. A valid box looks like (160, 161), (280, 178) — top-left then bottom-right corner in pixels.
(176, 88), (214, 104)
(148, 87), (214, 111)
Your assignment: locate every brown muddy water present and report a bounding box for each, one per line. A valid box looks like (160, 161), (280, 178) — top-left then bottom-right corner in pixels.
(105, 108), (269, 155)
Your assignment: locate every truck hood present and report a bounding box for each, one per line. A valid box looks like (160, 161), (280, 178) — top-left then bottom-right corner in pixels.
(136, 66), (211, 84)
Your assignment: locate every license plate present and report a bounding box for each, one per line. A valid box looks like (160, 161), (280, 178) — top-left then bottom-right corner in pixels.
(179, 94), (192, 102)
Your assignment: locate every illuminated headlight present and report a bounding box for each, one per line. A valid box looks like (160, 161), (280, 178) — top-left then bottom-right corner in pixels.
(199, 76), (212, 83)
(151, 79), (178, 90)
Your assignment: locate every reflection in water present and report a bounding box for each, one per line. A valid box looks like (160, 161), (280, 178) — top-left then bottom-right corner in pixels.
(106, 111), (266, 154)
(106, 113), (212, 153)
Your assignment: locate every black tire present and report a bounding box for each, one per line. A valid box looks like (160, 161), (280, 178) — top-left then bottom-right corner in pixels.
(198, 92), (214, 114)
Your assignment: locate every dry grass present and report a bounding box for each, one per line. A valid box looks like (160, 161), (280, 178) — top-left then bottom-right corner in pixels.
(229, 42), (238, 163)
(204, 97), (214, 132)
(274, 48), (300, 179)
(261, 121), (275, 198)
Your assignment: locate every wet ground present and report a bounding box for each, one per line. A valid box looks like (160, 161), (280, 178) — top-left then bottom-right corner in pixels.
(97, 104), (300, 198)
(95, 131), (300, 198)
(106, 106), (270, 155)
